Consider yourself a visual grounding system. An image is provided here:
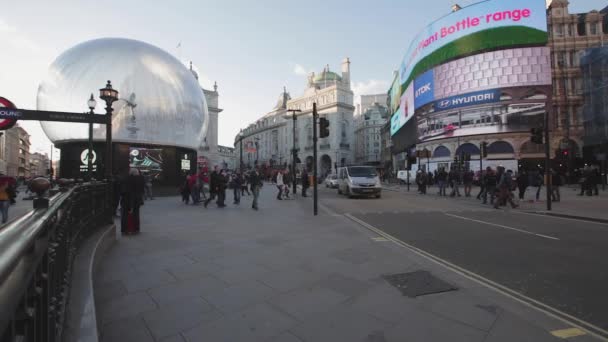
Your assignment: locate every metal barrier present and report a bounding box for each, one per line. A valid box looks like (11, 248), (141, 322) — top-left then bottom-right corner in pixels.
(0, 182), (110, 342)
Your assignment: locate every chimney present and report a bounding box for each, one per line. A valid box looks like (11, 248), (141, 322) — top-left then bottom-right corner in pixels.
(341, 57), (351, 85)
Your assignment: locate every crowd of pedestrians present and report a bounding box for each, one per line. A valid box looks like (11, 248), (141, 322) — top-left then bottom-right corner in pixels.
(412, 165), (597, 209)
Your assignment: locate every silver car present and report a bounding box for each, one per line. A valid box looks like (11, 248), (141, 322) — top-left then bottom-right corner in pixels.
(324, 174), (339, 188)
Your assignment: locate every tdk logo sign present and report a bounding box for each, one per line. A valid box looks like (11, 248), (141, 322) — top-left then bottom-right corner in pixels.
(415, 83), (432, 98)
(434, 89), (501, 111)
(413, 69), (435, 109)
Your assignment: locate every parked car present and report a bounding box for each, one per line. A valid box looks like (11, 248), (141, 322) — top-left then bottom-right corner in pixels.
(397, 170), (412, 185)
(337, 166), (382, 199)
(324, 174), (339, 188)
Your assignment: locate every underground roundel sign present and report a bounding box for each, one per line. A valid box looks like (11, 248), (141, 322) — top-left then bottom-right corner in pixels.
(0, 97), (18, 130)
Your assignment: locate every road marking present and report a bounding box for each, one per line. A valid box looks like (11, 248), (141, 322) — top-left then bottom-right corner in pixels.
(516, 210), (608, 227)
(371, 237), (390, 242)
(551, 328), (587, 338)
(443, 213), (560, 241)
(343, 213), (608, 341)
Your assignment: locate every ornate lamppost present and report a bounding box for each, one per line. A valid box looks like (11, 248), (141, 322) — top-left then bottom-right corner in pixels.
(87, 94), (96, 181)
(99, 81), (118, 221)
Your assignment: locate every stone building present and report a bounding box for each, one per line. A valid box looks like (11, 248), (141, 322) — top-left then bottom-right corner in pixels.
(548, 0), (607, 156)
(2, 125), (31, 177)
(29, 152), (50, 177)
(235, 58), (355, 176)
(354, 101), (389, 165)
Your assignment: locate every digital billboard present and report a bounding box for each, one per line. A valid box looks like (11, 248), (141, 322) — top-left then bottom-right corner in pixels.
(414, 69), (435, 109)
(129, 147), (163, 180)
(398, 0), (547, 90)
(391, 84), (415, 136)
(389, 75), (402, 114)
(417, 86), (549, 143)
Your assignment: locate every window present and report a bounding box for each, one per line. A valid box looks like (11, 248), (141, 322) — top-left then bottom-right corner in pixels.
(591, 22), (598, 35)
(557, 52), (566, 67)
(555, 24), (563, 36)
(567, 24), (572, 36)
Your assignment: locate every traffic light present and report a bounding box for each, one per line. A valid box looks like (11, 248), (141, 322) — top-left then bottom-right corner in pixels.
(319, 117), (330, 138)
(480, 142), (488, 158)
(530, 128), (543, 144)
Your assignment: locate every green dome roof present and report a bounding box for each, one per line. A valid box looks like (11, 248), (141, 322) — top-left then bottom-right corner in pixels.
(314, 70), (342, 83)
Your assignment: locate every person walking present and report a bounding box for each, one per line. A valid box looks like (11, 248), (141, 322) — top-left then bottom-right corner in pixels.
(516, 170), (529, 200)
(301, 168), (310, 197)
(551, 169), (562, 202)
(143, 171), (154, 200)
(250, 168), (263, 210)
(180, 174), (191, 204)
(241, 172), (250, 196)
(216, 169), (228, 207)
(476, 169), (486, 200)
(0, 179), (11, 224)
(436, 168), (447, 196)
(120, 168), (145, 234)
(204, 166), (219, 208)
(232, 172), (242, 205)
(198, 168), (208, 201)
(494, 170), (518, 210)
(449, 168), (461, 197)
(531, 170), (543, 201)
(276, 170), (284, 200)
(463, 170), (474, 197)
(482, 167), (497, 205)
(283, 170), (292, 199)
(188, 172), (200, 204)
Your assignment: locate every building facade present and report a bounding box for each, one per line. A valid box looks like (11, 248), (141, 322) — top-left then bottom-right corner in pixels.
(3, 125), (31, 177)
(354, 101), (389, 165)
(581, 46), (608, 163)
(548, 0), (607, 159)
(29, 152), (50, 177)
(235, 59), (355, 176)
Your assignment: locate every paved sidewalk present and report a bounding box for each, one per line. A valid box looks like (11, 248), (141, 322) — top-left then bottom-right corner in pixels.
(94, 185), (600, 342)
(384, 184), (608, 221)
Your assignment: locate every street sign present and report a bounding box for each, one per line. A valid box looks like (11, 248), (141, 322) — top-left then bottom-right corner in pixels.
(0, 97), (18, 130)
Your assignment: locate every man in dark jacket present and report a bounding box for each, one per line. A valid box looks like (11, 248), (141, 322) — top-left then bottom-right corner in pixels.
(232, 173), (242, 205)
(204, 166), (219, 208)
(494, 170), (518, 209)
(436, 168), (448, 196)
(301, 169), (310, 197)
(216, 170), (228, 207)
(249, 168), (263, 210)
(482, 167), (497, 205)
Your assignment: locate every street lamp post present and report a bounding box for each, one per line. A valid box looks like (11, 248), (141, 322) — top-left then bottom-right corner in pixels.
(87, 94), (96, 182)
(99, 80), (118, 221)
(239, 130), (244, 172)
(286, 108), (301, 195)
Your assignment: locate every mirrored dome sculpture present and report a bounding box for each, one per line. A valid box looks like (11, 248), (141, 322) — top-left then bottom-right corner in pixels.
(37, 38), (208, 150)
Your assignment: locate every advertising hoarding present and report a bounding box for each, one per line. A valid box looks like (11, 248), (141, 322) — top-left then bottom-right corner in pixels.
(414, 69), (435, 109)
(391, 84), (415, 136)
(433, 88), (501, 111)
(129, 147), (163, 180)
(398, 0), (547, 90)
(389, 75), (402, 114)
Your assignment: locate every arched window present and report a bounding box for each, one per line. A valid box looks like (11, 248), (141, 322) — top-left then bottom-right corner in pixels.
(433, 146), (451, 158)
(455, 143), (481, 156)
(487, 141), (515, 154)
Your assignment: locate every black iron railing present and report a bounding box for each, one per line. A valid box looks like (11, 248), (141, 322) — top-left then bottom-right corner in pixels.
(0, 182), (110, 342)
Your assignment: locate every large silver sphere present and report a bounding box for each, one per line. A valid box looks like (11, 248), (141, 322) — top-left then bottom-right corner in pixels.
(37, 38), (208, 150)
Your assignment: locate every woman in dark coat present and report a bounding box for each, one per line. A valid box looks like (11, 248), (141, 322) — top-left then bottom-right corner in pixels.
(121, 168), (145, 234)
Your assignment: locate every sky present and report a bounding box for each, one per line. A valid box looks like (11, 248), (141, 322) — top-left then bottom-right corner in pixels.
(0, 0), (605, 157)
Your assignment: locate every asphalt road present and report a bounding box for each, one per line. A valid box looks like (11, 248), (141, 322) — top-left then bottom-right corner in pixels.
(318, 186), (608, 332)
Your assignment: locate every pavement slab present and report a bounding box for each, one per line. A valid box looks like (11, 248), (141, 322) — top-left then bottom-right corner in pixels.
(93, 186), (606, 341)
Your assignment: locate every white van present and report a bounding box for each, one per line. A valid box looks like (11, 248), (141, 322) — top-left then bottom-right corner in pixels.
(337, 166), (382, 199)
(397, 170), (412, 185)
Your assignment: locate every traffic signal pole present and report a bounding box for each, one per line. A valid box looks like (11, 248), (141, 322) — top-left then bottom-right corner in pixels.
(544, 111), (552, 211)
(313, 103), (318, 216)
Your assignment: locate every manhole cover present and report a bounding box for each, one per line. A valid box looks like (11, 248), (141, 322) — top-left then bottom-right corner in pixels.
(383, 270), (457, 298)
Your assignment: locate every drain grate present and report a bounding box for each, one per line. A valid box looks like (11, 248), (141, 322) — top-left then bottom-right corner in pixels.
(383, 270), (457, 298)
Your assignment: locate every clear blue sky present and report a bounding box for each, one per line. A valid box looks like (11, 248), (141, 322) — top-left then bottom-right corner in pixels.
(0, 0), (605, 154)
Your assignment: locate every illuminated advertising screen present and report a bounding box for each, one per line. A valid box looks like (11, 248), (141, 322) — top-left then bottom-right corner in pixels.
(417, 86), (548, 143)
(398, 0), (547, 89)
(414, 69), (435, 109)
(129, 147), (163, 180)
(389, 75), (402, 114)
(390, 84), (415, 136)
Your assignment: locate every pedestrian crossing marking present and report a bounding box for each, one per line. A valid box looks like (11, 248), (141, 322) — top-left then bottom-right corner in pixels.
(372, 237), (390, 242)
(550, 328), (587, 338)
